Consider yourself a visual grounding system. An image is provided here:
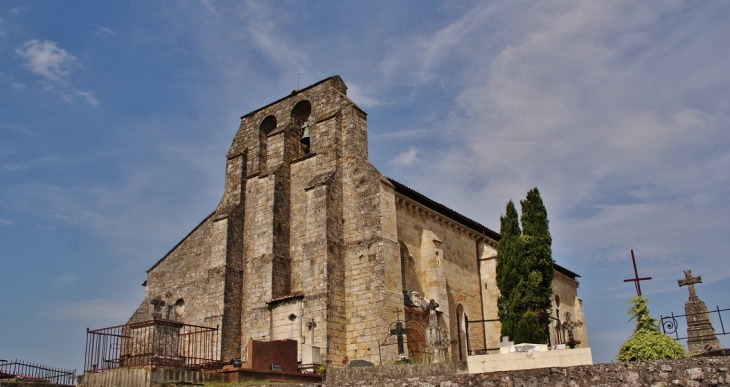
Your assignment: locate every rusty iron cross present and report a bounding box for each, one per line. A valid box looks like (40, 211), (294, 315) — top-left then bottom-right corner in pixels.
(678, 270), (702, 299)
(561, 312), (584, 349)
(623, 250), (652, 296)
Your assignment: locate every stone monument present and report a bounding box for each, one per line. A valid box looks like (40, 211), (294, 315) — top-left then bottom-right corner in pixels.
(677, 270), (722, 356)
(425, 299), (449, 363)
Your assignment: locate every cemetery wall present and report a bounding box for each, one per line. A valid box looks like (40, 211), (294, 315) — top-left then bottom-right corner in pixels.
(324, 357), (730, 387)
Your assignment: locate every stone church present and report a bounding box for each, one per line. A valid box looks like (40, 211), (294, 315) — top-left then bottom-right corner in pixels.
(128, 76), (588, 366)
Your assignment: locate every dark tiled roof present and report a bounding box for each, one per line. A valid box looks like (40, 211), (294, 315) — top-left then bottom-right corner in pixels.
(387, 177), (501, 241)
(387, 177), (580, 279)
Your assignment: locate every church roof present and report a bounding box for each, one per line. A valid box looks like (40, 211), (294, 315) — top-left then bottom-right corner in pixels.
(387, 177), (501, 241)
(387, 177), (580, 280)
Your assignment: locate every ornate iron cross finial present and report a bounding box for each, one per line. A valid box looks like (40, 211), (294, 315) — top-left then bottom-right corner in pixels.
(623, 250), (652, 296)
(678, 270), (702, 300)
(561, 312), (584, 349)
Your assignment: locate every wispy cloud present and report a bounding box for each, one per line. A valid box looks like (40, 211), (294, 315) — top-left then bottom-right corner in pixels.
(0, 218), (13, 226)
(15, 39), (99, 105)
(90, 24), (116, 37)
(16, 40), (79, 85)
(0, 123), (33, 136)
(377, 1), (730, 284)
(73, 89), (99, 106)
(391, 147), (419, 167)
(10, 6), (27, 15)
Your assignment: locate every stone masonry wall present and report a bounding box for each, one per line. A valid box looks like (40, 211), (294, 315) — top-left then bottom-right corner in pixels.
(323, 357), (730, 387)
(551, 271), (589, 348)
(234, 76), (372, 366)
(128, 214), (228, 357)
(395, 195), (492, 361)
(128, 76), (586, 373)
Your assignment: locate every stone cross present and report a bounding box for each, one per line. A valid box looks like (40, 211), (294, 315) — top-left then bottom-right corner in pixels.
(150, 296), (165, 319)
(676, 269), (722, 355)
(498, 336), (514, 348)
(678, 270), (702, 300)
(623, 250), (652, 296)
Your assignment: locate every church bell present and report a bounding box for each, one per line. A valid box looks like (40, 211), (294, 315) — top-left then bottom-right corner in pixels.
(300, 125), (310, 146)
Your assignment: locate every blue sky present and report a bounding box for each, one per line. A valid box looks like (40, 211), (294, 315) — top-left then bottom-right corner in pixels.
(1, 0), (729, 370)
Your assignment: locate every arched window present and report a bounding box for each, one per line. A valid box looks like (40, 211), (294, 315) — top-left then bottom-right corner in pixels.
(174, 298), (185, 320)
(259, 115), (277, 170)
(400, 243), (410, 292)
(291, 101), (311, 154)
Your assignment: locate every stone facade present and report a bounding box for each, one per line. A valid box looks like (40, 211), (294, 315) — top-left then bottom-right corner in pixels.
(128, 76), (587, 367)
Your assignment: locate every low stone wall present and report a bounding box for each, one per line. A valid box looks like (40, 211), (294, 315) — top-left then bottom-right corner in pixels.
(78, 366), (222, 387)
(323, 357), (729, 387)
(76, 357), (730, 387)
(326, 362), (468, 385)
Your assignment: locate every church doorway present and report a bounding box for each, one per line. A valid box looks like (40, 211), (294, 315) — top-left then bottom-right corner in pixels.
(405, 320), (426, 362)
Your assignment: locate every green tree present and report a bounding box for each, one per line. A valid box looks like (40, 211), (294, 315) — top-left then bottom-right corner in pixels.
(519, 188), (554, 319)
(514, 311), (546, 344)
(617, 296), (687, 362)
(497, 188), (554, 343)
(496, 200), (524, 339)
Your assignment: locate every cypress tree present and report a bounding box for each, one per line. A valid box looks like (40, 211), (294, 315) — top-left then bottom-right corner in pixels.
(520, 187), (554, 319)
(497, 188), (554, 343)
(496, 200), (524, 340)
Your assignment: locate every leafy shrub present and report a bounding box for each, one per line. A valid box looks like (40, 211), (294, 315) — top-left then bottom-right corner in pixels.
(617, 296), (687, 362)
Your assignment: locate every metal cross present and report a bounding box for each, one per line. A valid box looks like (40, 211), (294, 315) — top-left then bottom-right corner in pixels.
(393, 307), (403, 322)
(623, 250), (652, 296)
(390, 321), (409, 358)
(678, 270), (702, 300)
(560, 312), (584, 349)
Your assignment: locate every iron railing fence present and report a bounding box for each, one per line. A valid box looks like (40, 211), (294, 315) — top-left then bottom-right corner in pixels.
(660, 305), (729, 341)
(0, 359), (76, 386)
(84, 318), (219, 373)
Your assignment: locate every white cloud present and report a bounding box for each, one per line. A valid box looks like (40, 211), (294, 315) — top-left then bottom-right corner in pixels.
(391, 147), (419, 167)
(374, 0), (730, 287)
(10, 6), (27, 15)
(16, 39), (79, 85)
(347, 82), (386, 109)
(15, 39), (99, 105)
(91, 24), (116, 36)
(74, 89), (99, 106)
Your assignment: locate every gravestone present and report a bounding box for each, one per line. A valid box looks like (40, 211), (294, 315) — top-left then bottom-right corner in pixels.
(678, 270), (722, 356)
(498, 336), (514, 348)
(426, 299), (450, 363)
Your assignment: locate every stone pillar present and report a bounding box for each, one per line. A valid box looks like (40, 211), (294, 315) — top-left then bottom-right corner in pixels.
(678, 270), (722, 356)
